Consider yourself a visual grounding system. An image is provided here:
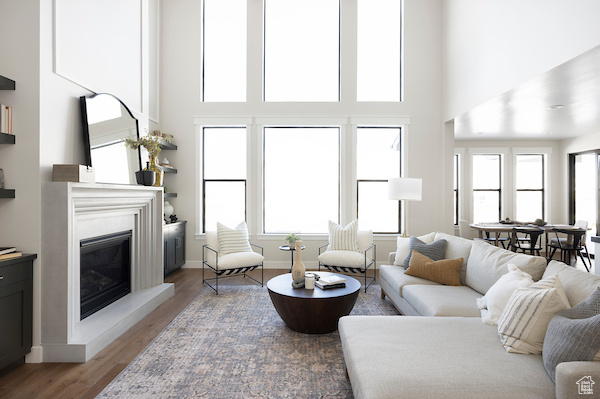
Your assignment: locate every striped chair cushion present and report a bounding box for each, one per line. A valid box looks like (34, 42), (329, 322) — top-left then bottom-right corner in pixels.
(217, 221), (253, 255)
(497, 274), (571, 354)
(328, 220), (359, 252)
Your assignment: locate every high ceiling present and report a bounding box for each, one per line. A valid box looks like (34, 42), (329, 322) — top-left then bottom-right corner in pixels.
(454, 45), (600, 141)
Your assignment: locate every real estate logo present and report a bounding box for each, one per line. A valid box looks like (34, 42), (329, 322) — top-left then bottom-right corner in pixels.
(576, 376), (595, 395)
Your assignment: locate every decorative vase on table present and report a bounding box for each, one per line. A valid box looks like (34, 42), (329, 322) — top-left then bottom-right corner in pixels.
(291, 241), (306, 287)
(147, 156), (164, 187)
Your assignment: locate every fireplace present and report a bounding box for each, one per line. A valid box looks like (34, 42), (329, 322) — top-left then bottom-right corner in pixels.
(80, 230), (132, 320)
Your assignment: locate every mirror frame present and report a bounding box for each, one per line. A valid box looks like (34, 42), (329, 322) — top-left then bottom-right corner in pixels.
(80, 93), (142, 183)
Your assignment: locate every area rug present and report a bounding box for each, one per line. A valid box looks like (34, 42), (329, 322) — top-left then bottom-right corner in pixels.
(97, 284), (399, 399)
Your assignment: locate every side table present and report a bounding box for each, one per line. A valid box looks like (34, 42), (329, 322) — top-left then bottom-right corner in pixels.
(279, 245), (305, 272)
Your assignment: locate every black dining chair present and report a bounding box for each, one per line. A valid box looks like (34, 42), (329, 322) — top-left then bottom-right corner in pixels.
(510, 227), (543, 256)
(547, 228), (590, 271)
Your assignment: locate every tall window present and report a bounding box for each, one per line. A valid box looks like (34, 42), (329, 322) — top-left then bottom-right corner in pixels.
(263, 127), (339, 233)
(202, 127), (247, 231)
(356, 127), (401, 233)
(264, 0), (340, 102)
(202, 0), (247, 101)
(472, 154), (501, 223)
(515, 154), (545, 222)
(453, 154), (459, 225)
(572, 152), (597, 239)
(357, 0), (401, 101)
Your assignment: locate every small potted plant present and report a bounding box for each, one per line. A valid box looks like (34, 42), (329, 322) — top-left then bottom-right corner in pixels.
(284, 233), (300, 248)
(124, 132), (170, 187)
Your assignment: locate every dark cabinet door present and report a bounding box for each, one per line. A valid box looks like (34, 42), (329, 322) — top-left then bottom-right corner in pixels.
(164, 221), (186, 276)
(0, 256), (34, 370)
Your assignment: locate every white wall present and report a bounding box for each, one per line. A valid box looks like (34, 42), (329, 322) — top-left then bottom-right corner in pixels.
(159, 0), (447, 269)
(443, 0), (600, 121)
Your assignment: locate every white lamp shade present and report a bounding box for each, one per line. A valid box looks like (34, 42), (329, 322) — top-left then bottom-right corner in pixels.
(388, 178), (422, 201)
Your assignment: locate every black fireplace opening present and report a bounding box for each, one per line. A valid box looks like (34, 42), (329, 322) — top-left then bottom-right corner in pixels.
(80, 230), (132, 320)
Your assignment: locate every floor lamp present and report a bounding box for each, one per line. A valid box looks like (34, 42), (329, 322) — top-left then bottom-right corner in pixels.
(388, 177), (422, 238)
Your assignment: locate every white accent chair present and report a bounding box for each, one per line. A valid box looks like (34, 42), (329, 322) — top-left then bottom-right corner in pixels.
(202, 231), (264, 294)
(318, 230), (376, 292)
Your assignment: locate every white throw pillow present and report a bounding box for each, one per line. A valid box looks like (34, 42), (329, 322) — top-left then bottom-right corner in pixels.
(328, 220), (359, 252)
(318, 250), (367, 269)
(216, 221), (253, 255)
(497, 274), (571, 354)
(476, 264), (534, 325)
(393, 232), (435, 266)
(357, 230), (374, 252)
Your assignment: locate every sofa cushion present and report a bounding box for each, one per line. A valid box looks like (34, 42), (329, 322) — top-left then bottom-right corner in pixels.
(476, 264), (534, 325)
(434, 232), (473, 285)
(402, 285), (482, 317)
(543, 260), (600, 306)
(339, 316), (555, 399)
(543, 288), (600, 382)
(206, 251), (264, 270)
(405, 250), (463, 286)
(465, 240), (546, 295)
(379, 264), (441, 298)
(318, 250), (368, 269)
(402, 237), (447, 269)
(393, 232), (435, 266)
(497, 274), (570, 354)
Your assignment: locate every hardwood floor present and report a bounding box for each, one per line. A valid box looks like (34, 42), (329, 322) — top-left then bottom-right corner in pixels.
(0, 268), (285, 399)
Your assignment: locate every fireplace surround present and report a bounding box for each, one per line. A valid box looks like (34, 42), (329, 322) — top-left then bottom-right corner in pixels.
(42, 182), (173, 362)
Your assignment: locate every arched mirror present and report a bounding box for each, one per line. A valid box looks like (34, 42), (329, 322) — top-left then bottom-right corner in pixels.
(80, 93), (142, 184)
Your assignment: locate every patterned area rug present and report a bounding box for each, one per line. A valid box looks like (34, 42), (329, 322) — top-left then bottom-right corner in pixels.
(97, 284), (399, 398)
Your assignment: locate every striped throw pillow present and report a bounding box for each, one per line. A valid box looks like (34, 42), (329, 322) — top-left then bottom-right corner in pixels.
(328, 220), (359, 252)
(402, 237), (448, 269)
(497, 274), (571, 354)
(217, 221), (253, 255)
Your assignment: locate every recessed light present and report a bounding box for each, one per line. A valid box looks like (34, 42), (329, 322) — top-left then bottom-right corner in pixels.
(547, 105), (564, 110)
(546, 131), (554, 135)
(477, 132), (484, 135)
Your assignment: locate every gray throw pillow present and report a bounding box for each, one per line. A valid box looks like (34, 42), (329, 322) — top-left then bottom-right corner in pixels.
(403, 237), (447, 269)
(542, 288), (600, 383)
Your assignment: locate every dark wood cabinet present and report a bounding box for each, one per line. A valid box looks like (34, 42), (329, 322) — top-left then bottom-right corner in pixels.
(164, 221), (186, 276)
(0, 254), (36, 370)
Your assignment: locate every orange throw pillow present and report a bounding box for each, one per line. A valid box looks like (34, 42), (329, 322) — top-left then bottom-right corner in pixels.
(405, 250), (463, 286)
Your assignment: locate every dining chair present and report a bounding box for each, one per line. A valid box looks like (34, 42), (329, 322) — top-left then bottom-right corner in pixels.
(509, 227), (543, 256)
(549, 220), (592, 267)
(547, 228), (590, 271)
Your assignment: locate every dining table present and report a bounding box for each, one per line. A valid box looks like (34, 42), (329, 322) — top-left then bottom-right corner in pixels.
(469, 222), (581, 256)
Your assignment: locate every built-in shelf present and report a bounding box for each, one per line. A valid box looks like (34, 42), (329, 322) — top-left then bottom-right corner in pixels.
(0, 75), (15, 90)
(0, 189), (15, 199)
(162, 167), (177, 174)
(0, 132), (15, 144)
(164, 193), (177, 198)
(160, 141), (177, 150)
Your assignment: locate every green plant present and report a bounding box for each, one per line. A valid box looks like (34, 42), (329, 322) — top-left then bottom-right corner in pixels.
(284, 233), (300, 244)
(124, 132), (170, 158)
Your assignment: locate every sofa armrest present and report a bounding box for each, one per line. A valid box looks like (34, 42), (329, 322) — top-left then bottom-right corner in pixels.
(555, 361), (600, 399)
(388, 252), (396, 265)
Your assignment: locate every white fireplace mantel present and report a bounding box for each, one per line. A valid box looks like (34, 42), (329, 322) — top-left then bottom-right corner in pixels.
(41, 182), (173, 362)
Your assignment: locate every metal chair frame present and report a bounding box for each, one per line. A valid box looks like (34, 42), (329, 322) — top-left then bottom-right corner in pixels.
(202, 243), (264, 294)
(318, 243), (376, 292)
(547, 228), (590, 272)
(510, 227), (543, 256)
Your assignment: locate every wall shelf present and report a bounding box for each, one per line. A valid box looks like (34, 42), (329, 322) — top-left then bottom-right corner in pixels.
(160, 141), (177, 150)
(0, 75), (15, 90)
(0, 189), (16, 199)
(164, 193), (177, 198)
(162, 167), (177, 174)
(0, 132), (15, 144)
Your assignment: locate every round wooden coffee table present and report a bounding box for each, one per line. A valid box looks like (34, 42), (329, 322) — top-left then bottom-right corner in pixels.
(267, 272), (361, 334)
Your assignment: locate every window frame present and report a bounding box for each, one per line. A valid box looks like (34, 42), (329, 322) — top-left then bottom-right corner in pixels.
(471, 152), (503, 223)
(514, 153), (545, 222)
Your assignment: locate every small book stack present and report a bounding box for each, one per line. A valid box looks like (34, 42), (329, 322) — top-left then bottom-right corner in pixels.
(0, 247), (22, 261)
(316, 275), (346, 290)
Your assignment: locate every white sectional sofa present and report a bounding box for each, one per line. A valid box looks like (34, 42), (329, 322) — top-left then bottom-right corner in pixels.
(339, 232), (600, 399)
